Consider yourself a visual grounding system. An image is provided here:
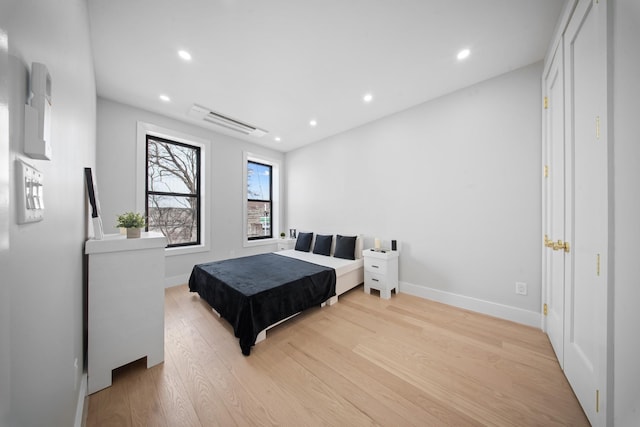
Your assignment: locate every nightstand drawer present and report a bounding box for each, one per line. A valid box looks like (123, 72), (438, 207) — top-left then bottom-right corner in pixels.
(277, 239), (296, 251)
(364, 258), (388, 275)
(365, 271), (390, 290)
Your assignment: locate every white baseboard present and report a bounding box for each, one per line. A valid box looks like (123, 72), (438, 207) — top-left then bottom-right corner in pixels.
(74, 372), (87, 427)
(399, 281), (541, 328)
(165, 273), (189, 288)
(163, 275), (541, 326)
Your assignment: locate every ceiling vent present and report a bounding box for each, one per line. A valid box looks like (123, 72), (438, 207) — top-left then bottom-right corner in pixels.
(188, 104), (268, 137)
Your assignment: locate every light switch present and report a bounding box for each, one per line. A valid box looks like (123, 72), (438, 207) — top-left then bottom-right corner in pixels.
(16, 159), (44, 224)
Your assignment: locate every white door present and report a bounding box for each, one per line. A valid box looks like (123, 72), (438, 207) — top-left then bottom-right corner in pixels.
(563, 0), (609, 424)
(542, 42), (565, 367)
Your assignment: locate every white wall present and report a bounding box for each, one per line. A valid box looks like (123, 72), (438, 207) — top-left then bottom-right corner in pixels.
(612, 0), (640, 424)
(287, 63), (542, 324)
(0, 24), (11, 427)
(95, 98), (286, 285)
(0, 0), (96, 426)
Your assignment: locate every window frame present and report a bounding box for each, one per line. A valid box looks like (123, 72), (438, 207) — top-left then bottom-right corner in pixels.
(145, 134), (201, 248)
(137, 122), (209, 256)
(243, 151), (280, 247)
(246, 160), (273, 241)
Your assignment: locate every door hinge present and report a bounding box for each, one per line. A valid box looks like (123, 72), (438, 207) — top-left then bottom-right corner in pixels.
(597, 254), (601, 276)
(544, 96), (549, 109)
(596, 389), (600, 413)
(543, 303), (548, 316)
(544, 165), (549, 178)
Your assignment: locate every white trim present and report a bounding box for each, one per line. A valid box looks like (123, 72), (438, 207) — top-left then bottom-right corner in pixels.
(74, 372), (87, 427)
(400, 281), (541, 328)
(542, 0), (578, 70)
(164, 244), (208, 257)
(243, 237), (278, 248)
(136, 121), (210, 255)
(242, 151), (281, 248)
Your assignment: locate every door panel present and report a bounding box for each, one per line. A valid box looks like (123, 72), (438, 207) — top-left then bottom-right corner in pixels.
(563, 0), (608, 424)
(543, 43), (565, 367)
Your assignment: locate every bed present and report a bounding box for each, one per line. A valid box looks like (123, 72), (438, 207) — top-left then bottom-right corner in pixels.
(188, 234), (364, 355)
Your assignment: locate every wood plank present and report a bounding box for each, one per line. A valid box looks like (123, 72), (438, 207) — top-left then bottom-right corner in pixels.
(127, 368), (168, 427)
(164, 320), (235, 426)
(192, 315), (326, 426)
(151, 348), (203, 427)
(88, 363), (135, 426)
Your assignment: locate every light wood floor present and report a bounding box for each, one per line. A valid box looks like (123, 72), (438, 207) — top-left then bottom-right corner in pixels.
(87, 284), (589, 426)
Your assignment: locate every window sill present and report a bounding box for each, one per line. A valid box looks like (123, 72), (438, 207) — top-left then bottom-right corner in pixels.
(243, 238), (277, 248)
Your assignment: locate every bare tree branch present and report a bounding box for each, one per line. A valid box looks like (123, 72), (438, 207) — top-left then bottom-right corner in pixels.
(147, 138), (199, 245)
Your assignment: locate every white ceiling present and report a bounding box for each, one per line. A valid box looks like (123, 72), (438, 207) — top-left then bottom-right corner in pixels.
(87, 0), (566, 152)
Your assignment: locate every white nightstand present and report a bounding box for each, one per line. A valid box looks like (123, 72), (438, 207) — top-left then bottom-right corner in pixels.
(277, 238), (296, 251)
(362, 249), (399, 299)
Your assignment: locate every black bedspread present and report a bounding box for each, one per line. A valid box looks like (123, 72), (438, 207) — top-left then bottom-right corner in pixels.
(188, 253), (336, 355)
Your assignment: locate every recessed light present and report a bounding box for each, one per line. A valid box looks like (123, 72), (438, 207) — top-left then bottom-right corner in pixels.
(363, 93), (373, 103)
(309, 119), (317, 127)
(178, 50), (192, 61)
(274, 137), (281, 142)
(159, 94), (171, 102)
(457, 49), (470, 60)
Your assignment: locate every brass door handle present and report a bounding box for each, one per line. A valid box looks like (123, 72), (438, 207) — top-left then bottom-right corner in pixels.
(553, 240), (570, 253)
(544, 235), (570, 252)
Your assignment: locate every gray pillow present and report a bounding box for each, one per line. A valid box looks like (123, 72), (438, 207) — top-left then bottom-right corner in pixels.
(334, 235), (357, 260)
(294, 232), (313, 252)
(312, 234), (333, 256)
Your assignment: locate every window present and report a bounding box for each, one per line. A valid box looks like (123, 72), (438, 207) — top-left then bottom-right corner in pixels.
(247, 160), (272, 240)
(243, 152), (280, 246)
(146, 135), (200, 247)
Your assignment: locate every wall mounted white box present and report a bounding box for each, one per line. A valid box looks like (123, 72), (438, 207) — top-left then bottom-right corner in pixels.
(24, 63), (52, 160)
(24, 105), (51, 160)
(15, 159), (44, 223)
(85, 232), (167, 394)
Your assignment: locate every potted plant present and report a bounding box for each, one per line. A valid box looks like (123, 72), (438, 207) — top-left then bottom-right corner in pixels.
(116, 211), (146, 239)
(280, 232), (286, 239)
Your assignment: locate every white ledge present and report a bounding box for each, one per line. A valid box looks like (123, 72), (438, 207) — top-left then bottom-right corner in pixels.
(85, 232), (167, 254)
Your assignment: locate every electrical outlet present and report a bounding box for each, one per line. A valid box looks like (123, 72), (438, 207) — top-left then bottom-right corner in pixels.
(515, 282), (528, 295)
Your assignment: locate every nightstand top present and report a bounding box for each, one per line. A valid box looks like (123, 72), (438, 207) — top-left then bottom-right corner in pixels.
(362, 248), (399, 259)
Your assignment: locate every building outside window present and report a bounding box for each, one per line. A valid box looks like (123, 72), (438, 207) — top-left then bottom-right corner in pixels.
(146, 135), (200, 247)
(247, 160), (272, 240)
